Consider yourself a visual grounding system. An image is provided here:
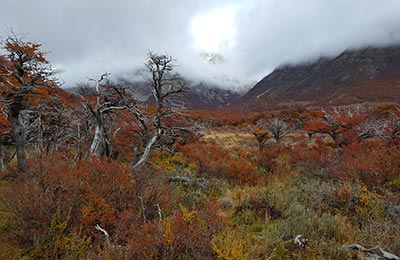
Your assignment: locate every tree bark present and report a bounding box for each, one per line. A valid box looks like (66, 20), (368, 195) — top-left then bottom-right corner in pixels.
(95, 224), (112, 248)
(0, 145), (4, 172)
(132, 131), (159, 170)
(9, 110), (28, 172)
(89, 114), (106, 157)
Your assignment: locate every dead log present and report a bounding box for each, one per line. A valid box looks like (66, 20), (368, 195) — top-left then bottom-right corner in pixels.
(95, 224), (111, 247)
(343, 244), (399, 260)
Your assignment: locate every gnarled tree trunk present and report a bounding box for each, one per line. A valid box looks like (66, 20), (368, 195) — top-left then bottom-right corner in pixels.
(9, 107), (27, 172)
(89, 114), (107, 157)
(132, 131), (159, 170)
(0, 145), (4, 172)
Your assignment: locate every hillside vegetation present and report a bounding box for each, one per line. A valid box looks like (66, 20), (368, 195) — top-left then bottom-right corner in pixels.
(1, 36), (399, 260)
(1, 103), (400, 259)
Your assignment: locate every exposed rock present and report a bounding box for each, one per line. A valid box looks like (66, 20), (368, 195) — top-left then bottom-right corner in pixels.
(294, 235), (309, 249)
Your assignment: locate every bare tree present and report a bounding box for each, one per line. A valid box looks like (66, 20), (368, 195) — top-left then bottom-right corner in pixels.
(259, 118), (292, 144)
(75, 52), (185, 167)
(385, 109), (400, 145)
(358, 108), (400, 145)
(79, 73), (132, 157)
(131, 52), (185, 170)
(357, 118), (387, 140)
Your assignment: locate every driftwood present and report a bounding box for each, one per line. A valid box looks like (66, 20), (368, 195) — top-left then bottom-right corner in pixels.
(343, 244), (399, 260)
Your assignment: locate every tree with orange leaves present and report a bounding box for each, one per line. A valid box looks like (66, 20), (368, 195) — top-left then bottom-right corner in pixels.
(252, 125), (272, 150)
(0, 35), (58, 172)
(304, 107), (366, 148)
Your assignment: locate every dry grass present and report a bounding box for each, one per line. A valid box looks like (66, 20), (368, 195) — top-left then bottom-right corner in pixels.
(201, 131), (256, 148)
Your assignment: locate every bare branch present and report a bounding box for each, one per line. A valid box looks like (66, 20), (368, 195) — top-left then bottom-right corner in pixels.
(95, 224), (112, 247)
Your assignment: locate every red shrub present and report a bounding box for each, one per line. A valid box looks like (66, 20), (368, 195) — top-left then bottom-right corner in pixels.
(254, 143), (292, 174)
(179, 141), (259, 184)
(331, 140), (400, 187)
(1, 154), (228, 259)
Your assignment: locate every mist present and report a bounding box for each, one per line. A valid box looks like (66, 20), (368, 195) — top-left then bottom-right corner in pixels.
(1, 0), (400, 90)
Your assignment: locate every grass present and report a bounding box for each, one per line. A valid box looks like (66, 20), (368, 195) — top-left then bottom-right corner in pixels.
(196, 129), (400, 259)
(201, 131), (256, 148)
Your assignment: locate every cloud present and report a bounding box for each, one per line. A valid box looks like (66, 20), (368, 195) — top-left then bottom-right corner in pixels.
(1, 0), (400, 90)
(231, 0), (400, 79)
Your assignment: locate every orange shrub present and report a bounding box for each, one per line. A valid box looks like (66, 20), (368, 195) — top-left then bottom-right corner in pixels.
(1, 154), (228, 259)
(290, 139), (336, 177)
(179, 141), (259, 184)
(254, 143), (292, 174)
(330, 140), (400, 187)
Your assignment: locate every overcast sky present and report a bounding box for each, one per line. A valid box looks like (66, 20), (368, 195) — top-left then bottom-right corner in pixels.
(1, 0), (400, 90)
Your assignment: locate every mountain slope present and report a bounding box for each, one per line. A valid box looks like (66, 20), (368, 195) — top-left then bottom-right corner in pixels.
(119, 79), (242, 110)
(174, 83), (242, 109)
(234, 45), (400, 111)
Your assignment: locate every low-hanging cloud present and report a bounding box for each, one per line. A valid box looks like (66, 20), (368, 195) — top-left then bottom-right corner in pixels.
(1, 0), (400, 90)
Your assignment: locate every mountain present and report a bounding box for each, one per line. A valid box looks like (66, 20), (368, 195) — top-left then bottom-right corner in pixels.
(199, 51), (226, 64)
(234, 45), (400, 111)
(115, 79), (242, 110)
(172, 82), (242, 109)
(116, 52), (243, 110)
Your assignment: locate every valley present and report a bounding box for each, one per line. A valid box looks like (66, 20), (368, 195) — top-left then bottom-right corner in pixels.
(1, 5), (400, 258)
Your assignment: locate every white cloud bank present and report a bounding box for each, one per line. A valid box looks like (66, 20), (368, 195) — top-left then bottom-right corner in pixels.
(1, 0), (400, 90)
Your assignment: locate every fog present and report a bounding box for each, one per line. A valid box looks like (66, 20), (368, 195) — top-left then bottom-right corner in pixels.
(1, 0), (400, 90)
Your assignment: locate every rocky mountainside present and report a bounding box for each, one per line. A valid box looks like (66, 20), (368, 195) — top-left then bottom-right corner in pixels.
(234, 45), (400, 111)
(173, 82), (242, 109)
(117, 79), (242, 110)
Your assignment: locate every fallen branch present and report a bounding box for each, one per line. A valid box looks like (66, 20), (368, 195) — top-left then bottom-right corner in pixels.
(343, 244), (399, 260)
(155, 203), (162, 221)
(95, 224), (111, 247)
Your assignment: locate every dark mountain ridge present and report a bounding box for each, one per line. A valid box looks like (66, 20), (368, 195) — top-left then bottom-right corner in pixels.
(119, 79), (242, 110)
(234, 44), (400, 111)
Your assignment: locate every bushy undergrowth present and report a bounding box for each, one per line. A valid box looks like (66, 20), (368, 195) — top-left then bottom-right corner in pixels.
(179, 141), (259, 185)
(0, 126), (399, 259)
(217, 172), (399, 259)
(0, 154), (226, 259)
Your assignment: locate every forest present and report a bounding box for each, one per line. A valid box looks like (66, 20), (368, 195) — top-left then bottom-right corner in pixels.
(0, 36), (400, 260)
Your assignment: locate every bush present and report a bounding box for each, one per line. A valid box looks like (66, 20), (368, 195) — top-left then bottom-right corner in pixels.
(180, 141), (259, 184)
(0, 154), (227, 259)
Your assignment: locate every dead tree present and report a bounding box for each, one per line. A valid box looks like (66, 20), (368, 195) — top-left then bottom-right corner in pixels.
(79, 74), (131, 157)
(131, 52), (185, 170)
(343, 244), (399, 260)
(88, 73), (111, 157)
(259, 118), (292, 144)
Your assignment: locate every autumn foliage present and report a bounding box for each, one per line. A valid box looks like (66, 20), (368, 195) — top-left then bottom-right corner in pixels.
(0, 154), (226, 259)
(1, 35), (400, 259)
(179, 141), (259, 184)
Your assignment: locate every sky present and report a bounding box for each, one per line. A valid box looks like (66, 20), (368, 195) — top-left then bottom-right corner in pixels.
(1, 0), (400, 90)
